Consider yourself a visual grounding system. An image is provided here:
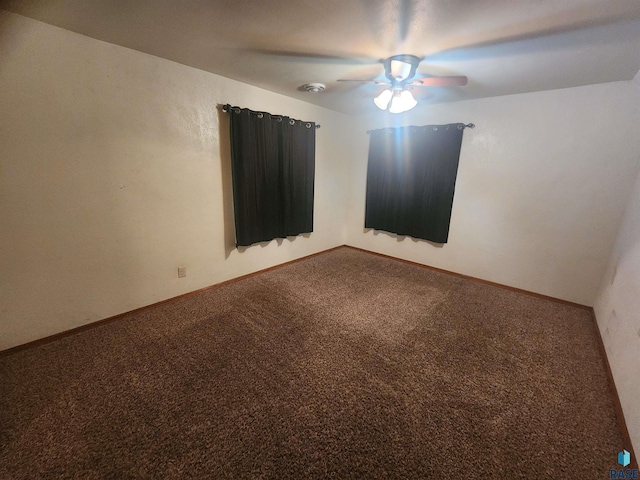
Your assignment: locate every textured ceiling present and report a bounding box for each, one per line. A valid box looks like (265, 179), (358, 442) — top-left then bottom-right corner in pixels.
(3, 0), (640, 114)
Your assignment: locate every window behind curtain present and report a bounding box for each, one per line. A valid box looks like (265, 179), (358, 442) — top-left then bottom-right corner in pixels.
(229, 108), (315, 247)
(364, 124), (465, 244)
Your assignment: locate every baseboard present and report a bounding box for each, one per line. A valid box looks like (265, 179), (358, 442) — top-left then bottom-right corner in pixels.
(343, 245), (591, 310)
(0, 243), (602, 348)
(0, 245), (344, 356)
(2, 244), (588, 356)
(590, 309), (638, 471)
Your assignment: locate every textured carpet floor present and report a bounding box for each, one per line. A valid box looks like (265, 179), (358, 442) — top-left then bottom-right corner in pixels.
(0, 247), (624, 479)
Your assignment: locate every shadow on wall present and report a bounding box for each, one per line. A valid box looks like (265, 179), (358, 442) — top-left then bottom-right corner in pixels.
(235, 233), (312, 254)
(217, 105), (236, 259)
(363, 228), (445, 249)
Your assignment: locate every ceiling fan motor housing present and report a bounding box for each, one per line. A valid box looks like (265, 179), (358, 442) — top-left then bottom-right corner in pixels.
(384, 54), (420, 84)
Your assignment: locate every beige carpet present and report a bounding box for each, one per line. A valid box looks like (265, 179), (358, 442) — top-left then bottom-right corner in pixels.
(0, 247), (624, 478)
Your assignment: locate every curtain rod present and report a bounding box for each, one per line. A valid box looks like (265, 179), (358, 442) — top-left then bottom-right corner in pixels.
(366, 123), (475, 134)
(222, 104), (321, 129)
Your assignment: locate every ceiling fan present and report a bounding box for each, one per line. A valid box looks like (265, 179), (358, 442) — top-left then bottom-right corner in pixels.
(338, 54), (467, 113)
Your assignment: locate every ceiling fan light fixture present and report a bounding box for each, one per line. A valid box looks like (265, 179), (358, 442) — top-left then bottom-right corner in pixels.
(389, 59), (413, 81)
(383, 54), (420, 83)
(375, 88), (417, 113)
(388, 89), (417, 114)
(339, 54), (467, 113)
(374, 89), (393, 110)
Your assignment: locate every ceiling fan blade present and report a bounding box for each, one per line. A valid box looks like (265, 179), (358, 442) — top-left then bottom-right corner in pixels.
(337, 79), (389, 85)
(412, 91), (434, 100)
(410, 76), (468, 87)
(247, 48), (373, 65)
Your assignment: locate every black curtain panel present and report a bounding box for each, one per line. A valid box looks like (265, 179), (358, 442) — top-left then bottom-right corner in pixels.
(229, 108), (315, 247)
(365, 124), (465, 243)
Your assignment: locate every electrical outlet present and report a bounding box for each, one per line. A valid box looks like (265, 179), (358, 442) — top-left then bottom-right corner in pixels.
(178, 266), (186, 278)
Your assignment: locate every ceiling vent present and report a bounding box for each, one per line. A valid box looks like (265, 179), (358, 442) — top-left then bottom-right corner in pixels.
(303, 83), (326, 93)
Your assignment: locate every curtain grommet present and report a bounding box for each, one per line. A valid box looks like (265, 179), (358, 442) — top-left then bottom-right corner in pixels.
(223, 105), (320, 128)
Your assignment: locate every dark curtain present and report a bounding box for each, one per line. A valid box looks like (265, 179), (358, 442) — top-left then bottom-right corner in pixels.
(364, 124), (465, 243)
(229, 108), (315, 247)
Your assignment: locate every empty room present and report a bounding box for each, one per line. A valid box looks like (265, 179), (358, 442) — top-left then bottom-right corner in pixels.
(1, 1), (639, 478)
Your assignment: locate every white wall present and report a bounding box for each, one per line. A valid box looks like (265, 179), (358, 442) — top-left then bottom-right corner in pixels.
(594, 151), (640, 454)
(345, 84), (640, 306)
(0, 11), (351, 350)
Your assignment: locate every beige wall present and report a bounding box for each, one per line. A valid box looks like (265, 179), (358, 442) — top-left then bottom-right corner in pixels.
(345, 84), (640, 306)
(0, 11), (351, 350)
(594, 152), (640, 456)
